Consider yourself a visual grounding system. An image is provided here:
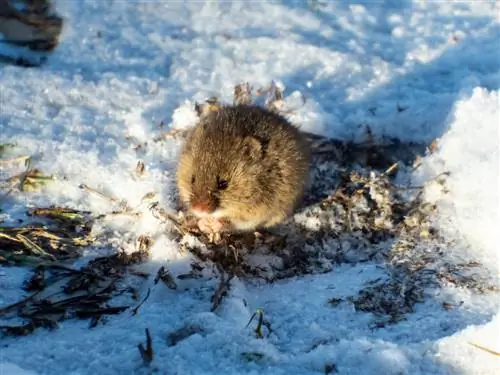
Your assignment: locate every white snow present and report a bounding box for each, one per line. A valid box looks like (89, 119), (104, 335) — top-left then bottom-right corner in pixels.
(0, 363), (38, 375)
(1, 1), (499, 374)
(436, 312), (500, 375)
(414, 87), (500, 273)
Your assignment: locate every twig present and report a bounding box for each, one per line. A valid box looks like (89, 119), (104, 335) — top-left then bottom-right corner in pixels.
(391, 185), (425, 191)
(18, 156), (32, 191)
(468, 342), (500, 356)
(79, 184), (122, 205)
(75, 306), (129, 318)
(391, 171), (450, 192)
(149, 202), (186, 235)
(154, 266), (177, 290)
(95, 211), (141, 220)
(137, 328), (154, 365)
(15, 233), (57, 260)
(0, 289), (44, 316)
(131, 287), (151, 316)
(382, 162), (398, 176)
(210, 268), (234, 312)
(245, 308), (273, 339)
(0, 155), (31, 165)
(0, 249), (58, 267)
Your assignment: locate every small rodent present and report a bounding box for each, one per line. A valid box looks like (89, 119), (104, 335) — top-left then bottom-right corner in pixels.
(176, 104), (311, 233)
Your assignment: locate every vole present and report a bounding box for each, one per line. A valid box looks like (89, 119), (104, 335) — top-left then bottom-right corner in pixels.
(176, 104), (311, 234)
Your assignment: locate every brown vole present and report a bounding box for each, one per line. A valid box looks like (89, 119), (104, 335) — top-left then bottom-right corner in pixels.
(176, 104), (311, 234)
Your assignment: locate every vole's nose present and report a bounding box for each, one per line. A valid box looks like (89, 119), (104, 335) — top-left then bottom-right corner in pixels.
(192, 201), (215, 213)
(190, 194), (218, 216)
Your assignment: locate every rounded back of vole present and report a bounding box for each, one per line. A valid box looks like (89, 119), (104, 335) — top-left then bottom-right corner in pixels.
(176, 104), (311, 224)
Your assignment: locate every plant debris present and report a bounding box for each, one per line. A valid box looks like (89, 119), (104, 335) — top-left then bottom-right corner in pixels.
(150, 83), (499, 327)
(154, 266), (177, 290)
(0, 208), (93, 265)
(210, 267), (234, 312)
(137, 328), (154, 365)
(468, 342), (500, 357)
(0, 0), (64, 67)
(131, 288), (151, 316)
(324, 363), (338, 374)
(241, 352), (266, 363)
(0, 206), (152, 336)
(0, 154), (54, 194)
(245, 308), (272, 339)
(167, 324), (204, 347)
(1, 81), (497, 339)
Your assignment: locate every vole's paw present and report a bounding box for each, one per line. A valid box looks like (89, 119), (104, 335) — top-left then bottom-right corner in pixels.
(198, 217), (221, 233)
(197, 217), (234, 244)
(197, 217), (232, 234)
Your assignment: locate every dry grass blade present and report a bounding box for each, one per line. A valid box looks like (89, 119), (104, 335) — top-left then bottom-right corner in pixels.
(245, 308), (272, 339)
(149, 202), (186, 235)
(131, 287), (151, 316)
(15, 233), (56, 260)
(23, 266), (46, 291)
(167, 324), (204, 347)
(0, 322), (37, 336)
(0, 249), (56, 266)
(241, 352), (266, 363)
(0, 206), (95, 264)
(78, 183), (120, 204)
(137, 234), (153, 253)
(0, 289), (44, 316)
(211, 268), (234, 312)
(3, 165), (54, 192)
(0, 227), (90, 265)
(29, 207), (90, 221)
(468, 342), (500, 356)
(0, 231), (18, 241)
(75, 306), (129, 318)
(154, 266), (177, 290)
(324, 363), (338, 375)
(135, 161), (145, 177)
(138, 328), (154, 365)
(79, 183), (130, 211)
(16, 155), (32, 191)
(1, 222), (151, 335)
(383, 162), (398, 176)
(0, 155), (31, 165)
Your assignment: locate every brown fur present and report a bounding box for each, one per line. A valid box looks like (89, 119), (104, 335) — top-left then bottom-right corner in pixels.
(176, 104), (311, 232)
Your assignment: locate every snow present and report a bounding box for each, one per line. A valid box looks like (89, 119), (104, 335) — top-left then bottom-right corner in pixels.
(0, 363), (38, 375)
(436, 312), (500, 375)
(414, 87), (500, 273)
(1, 1), (499, 375)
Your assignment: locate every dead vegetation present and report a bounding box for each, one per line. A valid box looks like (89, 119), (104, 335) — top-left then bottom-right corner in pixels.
(1, 81), (498, 341)
(0, 207), (93, 265)
(154, 82), (499, 324)
(0, 0), (64, 67)
(0, 217), (151, 336)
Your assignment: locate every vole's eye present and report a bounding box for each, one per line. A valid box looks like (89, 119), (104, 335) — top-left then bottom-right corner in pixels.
(191, 176), (195, 184)
(217, 178), (228, 190)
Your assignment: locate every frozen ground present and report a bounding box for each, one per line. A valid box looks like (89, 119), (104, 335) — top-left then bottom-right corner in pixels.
(1, 1), (499, 374)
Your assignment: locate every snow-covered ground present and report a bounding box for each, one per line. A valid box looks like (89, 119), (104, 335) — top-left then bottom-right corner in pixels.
(1, 1), (499, 374)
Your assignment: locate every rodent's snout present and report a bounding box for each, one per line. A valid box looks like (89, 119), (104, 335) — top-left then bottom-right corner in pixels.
(190, 191), (219, 217)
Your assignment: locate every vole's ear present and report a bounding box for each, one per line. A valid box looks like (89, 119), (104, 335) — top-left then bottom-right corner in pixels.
(242, 136), (264, 159)
(195, 97), (221, 118)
